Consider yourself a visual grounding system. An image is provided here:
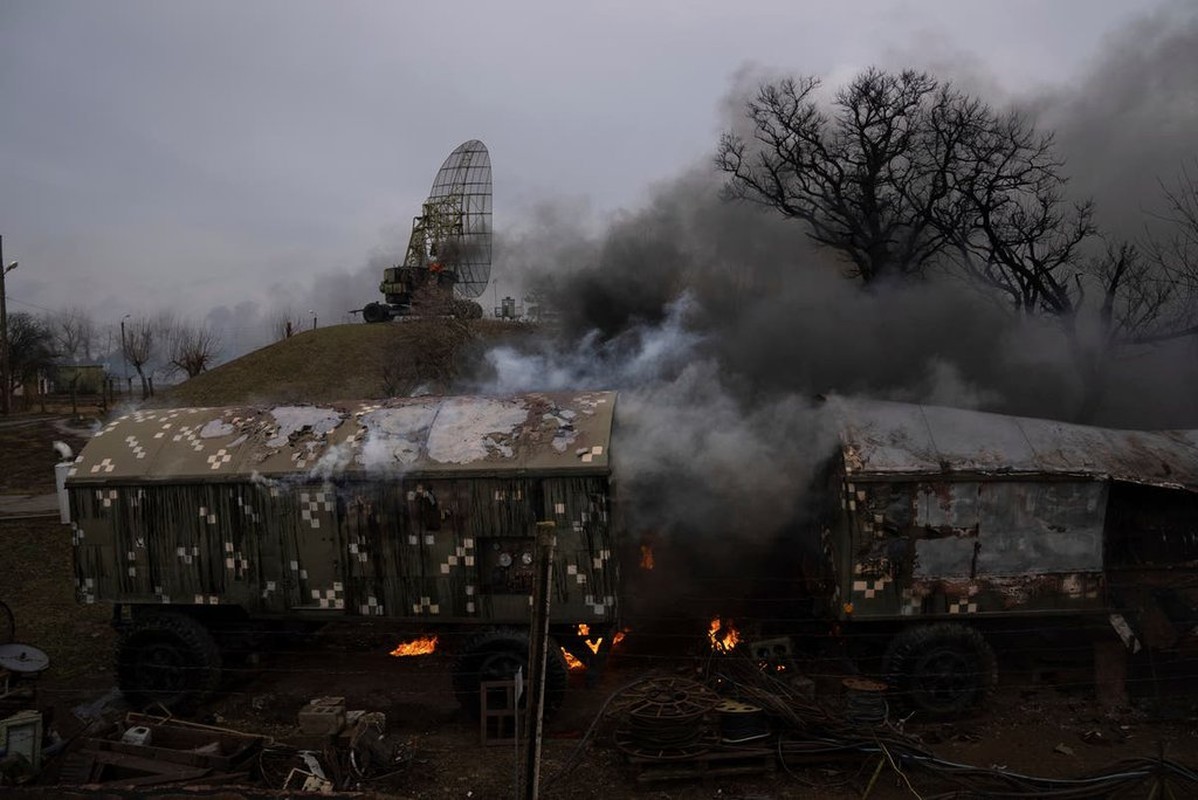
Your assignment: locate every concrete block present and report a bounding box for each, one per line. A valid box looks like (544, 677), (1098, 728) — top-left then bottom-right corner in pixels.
(298, 703), (346, 735)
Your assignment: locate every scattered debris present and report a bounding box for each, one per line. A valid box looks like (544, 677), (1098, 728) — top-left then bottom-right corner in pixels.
(297, 696), (346, 736)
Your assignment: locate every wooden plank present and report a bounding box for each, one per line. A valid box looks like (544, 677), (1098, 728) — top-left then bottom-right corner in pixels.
(82, 747), (204, 778)
(101, 766), (211, 787)
(87, 739), (233, 771)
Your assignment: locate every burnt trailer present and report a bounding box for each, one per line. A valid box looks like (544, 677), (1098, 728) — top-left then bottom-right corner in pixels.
(817, 397), (1198, 714)
(62, 392), (620, 713)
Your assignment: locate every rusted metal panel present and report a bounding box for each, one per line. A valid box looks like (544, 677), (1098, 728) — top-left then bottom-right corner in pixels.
(830, 396), (1198, 491)
(839, 478), (1107, 620)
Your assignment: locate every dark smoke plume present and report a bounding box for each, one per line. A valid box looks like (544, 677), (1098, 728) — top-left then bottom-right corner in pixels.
(465, 3), (1198, 624)
(486, 1), (1198, 430)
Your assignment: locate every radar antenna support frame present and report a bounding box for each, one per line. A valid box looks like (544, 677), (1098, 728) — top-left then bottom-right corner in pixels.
(362, 139), (491, 322)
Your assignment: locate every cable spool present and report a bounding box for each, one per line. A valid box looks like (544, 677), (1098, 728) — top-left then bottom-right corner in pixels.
(613, 677), (718, 759)
(715, 700), (771, 743)
(843, 677), (889, 725)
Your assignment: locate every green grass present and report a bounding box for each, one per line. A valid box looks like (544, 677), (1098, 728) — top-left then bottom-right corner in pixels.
(0, 519), (114, 683)
(161, 319), (537, 408)
(0, 419), (89, 494)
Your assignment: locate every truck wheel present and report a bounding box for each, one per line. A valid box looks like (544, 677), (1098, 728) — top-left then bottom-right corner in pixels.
(117, 612), (222, 711)
(883, 623), (996, 716)
(362, 303), (390, 324)
(452, 629), (568, 719)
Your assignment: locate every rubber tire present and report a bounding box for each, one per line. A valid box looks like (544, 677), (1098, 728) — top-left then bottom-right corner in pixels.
(452, 629), (568, 720)
(117, 612), (223, 711)
(883, 623), (996, 717)
(362, 303), (389, 324)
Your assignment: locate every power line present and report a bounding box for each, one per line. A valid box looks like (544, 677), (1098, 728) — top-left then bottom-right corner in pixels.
(4, 295), (59, 314)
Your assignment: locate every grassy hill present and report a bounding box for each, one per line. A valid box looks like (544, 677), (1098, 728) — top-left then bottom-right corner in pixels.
(161, 319), (535, 407)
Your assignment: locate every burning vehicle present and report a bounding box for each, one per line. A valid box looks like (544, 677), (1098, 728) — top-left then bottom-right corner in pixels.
(60, 392), (620, 714)
(60, 390), (1198, 716)
(815, 397), (1198, 714)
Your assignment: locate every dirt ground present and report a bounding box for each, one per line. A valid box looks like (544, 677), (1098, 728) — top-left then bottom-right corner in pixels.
(5, 415), (1198, 798)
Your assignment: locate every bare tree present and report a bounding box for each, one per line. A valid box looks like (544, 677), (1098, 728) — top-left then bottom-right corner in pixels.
(121, 317), (156, 400)
(164, 320), (221, 379)
(718, 68), (1198, 421)
(717, 69), (987, 283)
(1148, 161), (1198, 276)
(269, 306), (301, 341)
(50, 307), (96, 414)
(4, 312), (55, 409)
(946, 110), (1094, 314)
(379, 285), (476, 396)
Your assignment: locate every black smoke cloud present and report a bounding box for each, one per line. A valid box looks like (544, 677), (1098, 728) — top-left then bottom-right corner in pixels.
(484, 1), (1198, 430)
(1043, 0), (1198, 239)
(462, 3), (1198, 624)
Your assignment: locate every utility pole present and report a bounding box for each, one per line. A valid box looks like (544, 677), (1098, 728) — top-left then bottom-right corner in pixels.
(520, 521), (556, 800)
(0, 235), (19, 416)
(120, 314), (130, 399)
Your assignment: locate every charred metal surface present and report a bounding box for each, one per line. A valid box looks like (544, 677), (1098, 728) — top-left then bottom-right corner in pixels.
(824, 398), (1198, 625)
(841, 479), (1107, 618)
(67, 393), (619, 626)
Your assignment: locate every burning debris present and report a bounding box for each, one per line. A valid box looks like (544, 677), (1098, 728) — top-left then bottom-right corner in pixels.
(562, 649), (585, 672)
(389, 635), (438, 657)
(563, 624), (628, 672)
(707, 617), (740, 653)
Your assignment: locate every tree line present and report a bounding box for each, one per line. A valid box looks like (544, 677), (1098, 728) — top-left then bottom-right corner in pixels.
(717, 68), (1198, 421)
(3, 310), (222, 411)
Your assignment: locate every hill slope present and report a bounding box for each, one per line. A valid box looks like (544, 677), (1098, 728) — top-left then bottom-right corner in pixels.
(162, 319), (533, 407)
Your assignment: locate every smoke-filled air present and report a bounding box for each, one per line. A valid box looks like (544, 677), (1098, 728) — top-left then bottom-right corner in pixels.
(435, 2), (1198, 607)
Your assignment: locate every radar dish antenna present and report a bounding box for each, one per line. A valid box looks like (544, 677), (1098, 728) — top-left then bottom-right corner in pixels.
(361, 139), (492, 322)
(422, 139), (492, 299)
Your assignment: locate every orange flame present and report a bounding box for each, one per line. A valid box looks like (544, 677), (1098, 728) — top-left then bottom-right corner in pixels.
(640, 544), (655, 570)
(708, 617), (740, 653)
(613, 629), (627, 646)
(389, 635), (438, 657)
(575, 623), (604, 654)
(561, 648), (586, 672)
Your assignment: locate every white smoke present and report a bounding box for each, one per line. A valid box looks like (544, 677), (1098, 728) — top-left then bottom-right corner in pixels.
(475, 294), (836, 541)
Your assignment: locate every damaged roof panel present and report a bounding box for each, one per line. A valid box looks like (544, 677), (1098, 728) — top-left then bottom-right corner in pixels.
(67, 391), (616, 485)
(830, 396), (1198, 491)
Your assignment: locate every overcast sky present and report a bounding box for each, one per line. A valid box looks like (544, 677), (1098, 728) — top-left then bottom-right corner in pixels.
(0, 0), (1153, 345)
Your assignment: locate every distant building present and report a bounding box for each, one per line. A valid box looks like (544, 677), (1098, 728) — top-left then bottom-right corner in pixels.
(51, 363), (108, 395)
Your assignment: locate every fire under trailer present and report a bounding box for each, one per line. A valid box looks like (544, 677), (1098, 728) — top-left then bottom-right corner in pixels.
(61, 392), (1198, 716)
(814, 397), (1198, 715)
(61, 392), (619, 715)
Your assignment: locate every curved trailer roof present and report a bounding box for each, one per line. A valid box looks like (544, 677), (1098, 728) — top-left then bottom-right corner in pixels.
(67, 392), (615, 485)
(829, 395), (1198, 491)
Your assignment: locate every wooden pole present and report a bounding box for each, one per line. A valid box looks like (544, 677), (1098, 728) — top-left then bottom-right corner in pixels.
(521, 521), (556, 800)
(0, 235), (10, 415)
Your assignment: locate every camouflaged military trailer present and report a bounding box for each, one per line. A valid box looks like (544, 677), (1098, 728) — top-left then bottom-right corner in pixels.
(817, 397), (1198, 716)
(62, 391), (620, 713)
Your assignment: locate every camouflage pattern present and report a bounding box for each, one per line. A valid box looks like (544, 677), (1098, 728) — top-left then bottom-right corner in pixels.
(66, 392), (619, 625)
